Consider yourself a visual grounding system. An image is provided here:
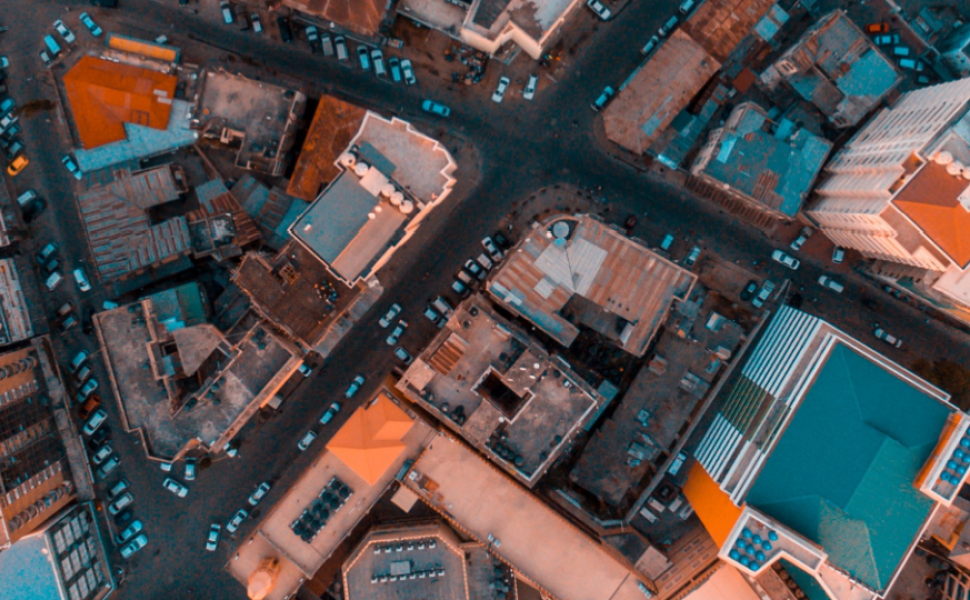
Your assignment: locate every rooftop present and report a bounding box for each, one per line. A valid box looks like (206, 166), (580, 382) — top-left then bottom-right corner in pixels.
(327, 392), (415, 485)
(0, 534), (62, 600)
(287, 95), (368, 202)
(195, 70), (306, 176)
(396, 295), (600, 486)
(691, 102), (833, 217)
(289, 113), (456, 284)
(63, 56), (177, 149)
(488, 215), (695, 357)
(680, 0), (778, 62)
(604, 31), (720, 156)
(280, 0), (387, 37)
(892, 160), (970, 269)
(465, 0), (577, 42)
(75, 165), (191, 281)
(405, 434), (654, 600)
(768, 11), (901, 128)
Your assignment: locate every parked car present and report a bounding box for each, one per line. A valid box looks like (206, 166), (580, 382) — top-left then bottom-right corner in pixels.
(832, 247), (845, 264)
(79, 12), (103, 36)
(379, 303), (402, 328)
(658, 15), (679, 37)
(6, 154), (27, 177)
(591, 86), (615, 111)
(882, 284), (907, 301)
(586, 0), (611, 20)
(818, 275), (844, 293)
(77, 378), (99, 402)
(304, 25), (321, 53)
(226, 509), (248, 533)
(321, 33), (334, 56)
(388, 57), (402, 83)
(61, 154), (82, 180)
(45, 271), (63, 291)
(82, 409), (108, 436)
(357, 46), (371, 70)
(184, 458), (197, 481)
(319, 402), (341, 425)
(345, 374), (365, 398)
(463, 259), (486, 280)
(108, 478), (129, 500)
(276, 17), (293, 43)
(386, 320), (407, 346)
(297, 363), (313, 377)
(641, 35), (660, 56)
(789, 226), (814, 251)
(91, 444), (113, 465)
(492, 77), (510, 103)
(120, 533), (148, 559)
(113, 509), (133, 529)
(78, 394), (101, 419)
(116, 520), (144, 545)
(401, 58), (416, 85)
(873, 33), (899, 45)
(297, 430), (317, 451)
(53, 20), (76, 43)
(683, 246), (701, 268)
(752, 280), (776, 309)
(73, 267), (91, 292)
(451, 279), (470, 298)
(523, 74), (538, 100)
(335, 36), (348, 60)
(740, 280), (758, 302)
(59, 314), (79, 333)
(205, 524), (221, 551)
(162, 477), (189, 498)
(38, 242), (58, 265)
(432, 296), (454, 320)
(865, 21), (890, 34)
(898, 58), (924, 72)
(39, 51), (52, 67)
(371, 48), (386, 76)
(108, 492), (134, 515)
(248, 482), (272, 507)
(96, 455), (120, 479)
(424, 305), (443, 327)
(482, 236), (503, 261)
(421, 99), (450, 117)
(87, 426), (110, 450)
(220, 1), (234, 24)
(394, 347), (413, 365)
(678, 0), (696, 13)
(874, 326), (903, 348)
(771, 249), (800, 270)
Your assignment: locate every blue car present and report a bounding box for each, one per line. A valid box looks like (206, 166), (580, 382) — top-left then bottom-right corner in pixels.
(421, 100), (450, 118)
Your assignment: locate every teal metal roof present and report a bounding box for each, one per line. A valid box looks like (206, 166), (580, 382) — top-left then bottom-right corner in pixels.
(747, 342), (951, 592)
(780, 559), (831, 600)
(0, 536), (62, 600)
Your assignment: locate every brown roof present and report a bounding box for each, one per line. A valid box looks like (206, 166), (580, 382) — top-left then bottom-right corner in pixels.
(892, 161), (970, 268)
(281, 0), (385, 37)
(63, 56), (177, 149)
(287, 95), (367, 201)
(680, 0), (777, 62)
(603, 30), (721, 155)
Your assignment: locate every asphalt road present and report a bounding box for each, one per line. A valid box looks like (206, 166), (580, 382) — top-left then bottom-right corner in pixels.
(4, 0), (970, 598)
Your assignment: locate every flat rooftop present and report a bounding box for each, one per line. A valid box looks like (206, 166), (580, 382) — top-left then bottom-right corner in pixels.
(488, 215), (695, 357)
(406, 435), (652, 600)
(396, 296), (599, 485)
(465, 0), (575, 41)
(280, 0), (387, 37)
(287, 95), (368, 202)
(196, 70), (306, 175)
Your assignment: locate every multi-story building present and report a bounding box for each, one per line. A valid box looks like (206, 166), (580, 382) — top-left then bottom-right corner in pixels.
(0, 502), (115, 600)
(805, 77), (970, 314)
(686, 305), (968, 600)
(0, 258), (34, 347)
(0, 340), (79, 550)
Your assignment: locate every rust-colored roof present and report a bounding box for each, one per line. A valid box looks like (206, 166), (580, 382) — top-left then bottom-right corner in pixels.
(682, 461), (743, 546)
(281, 0), (385, 37)
(892, 161), (970, 269)
(63, 56), (177, 149)
(326, 392), (414, 485)
(681, 0), (777, 62)
(287, 95), (367, 201)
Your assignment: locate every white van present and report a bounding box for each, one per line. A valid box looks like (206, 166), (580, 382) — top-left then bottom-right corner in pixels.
(335, 36), (348, 61)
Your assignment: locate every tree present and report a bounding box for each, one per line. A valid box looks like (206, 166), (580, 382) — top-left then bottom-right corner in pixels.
(913, 359), (970, 411)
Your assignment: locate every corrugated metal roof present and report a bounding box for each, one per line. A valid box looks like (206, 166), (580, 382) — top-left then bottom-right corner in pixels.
(63, 56), (177, 149)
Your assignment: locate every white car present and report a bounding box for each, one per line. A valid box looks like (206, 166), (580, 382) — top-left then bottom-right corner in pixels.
(45, 271), (63, 292)
(226, 508), (248, 533)
(91, 444), (113, 465)
(401, 59), (416, 85)
(82, 409), (108, 436)
(379, 303), (402, 328)
(53, 20), (76, 44)
(73, 267), (92, 292)
(771, 249), (800, 270)
(751, 280), (775, 309)
(586, 0), (611, 20)
(298, 363), (313, 377)
(371, 48), (386, 76)
(345, 375), (365, 398)
(205, 524), (221, 551)
(482, 237), (503, 261)
(108, 492), (133, 515)
(184, 458), (197, 481)
(523, 74), (538, 100)
(874, 327), (903, 348)
(248, 482), (272, 506)
(818, 275), (844, 293)
(320, 402), (341, 425)
(163, 477), (189, 498)
(61, 154), (82, 180)
(395, 347), (413, 365)
(492, 77), (510, 103)
(832, 247), (845, 264)
(789, 226), (814, 251)
(96, 455), (120, 479)
(386, 320), (407, 346)
(120, 533), (148, 559)
(298, 430), (317, 451)
(116, 520), (143, 545)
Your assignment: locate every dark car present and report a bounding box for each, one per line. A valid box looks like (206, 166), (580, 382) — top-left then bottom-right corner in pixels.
(740, 280), (758, 302)
(882, 285), (908, 301)
(494, 232), (511, 249)
(113, 508), (133, 527)
(277, 17), (293, 43)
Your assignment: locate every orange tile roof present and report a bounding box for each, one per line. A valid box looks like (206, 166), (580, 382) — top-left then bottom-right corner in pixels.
(286, 95), (367, 201)
(682, 462), (743, 546)
(326, 392), (414, 485)
(63, 56), (178, 149)
(892, 161), (970, 269)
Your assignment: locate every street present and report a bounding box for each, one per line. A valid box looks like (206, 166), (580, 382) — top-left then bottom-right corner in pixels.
(3, 0), (969, 598)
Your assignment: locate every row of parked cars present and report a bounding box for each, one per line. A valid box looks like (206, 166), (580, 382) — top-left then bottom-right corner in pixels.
(0, 57), (27, 177)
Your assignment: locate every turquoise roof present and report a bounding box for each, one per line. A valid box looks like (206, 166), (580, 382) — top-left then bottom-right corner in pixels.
(0, 536), (62, 600)
(747, 342), (951, 591)
(780, 559), (831, 600)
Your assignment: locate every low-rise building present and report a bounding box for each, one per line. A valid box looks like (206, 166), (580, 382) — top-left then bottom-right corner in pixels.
(488, 214), (695, 357)
(0, 502), (115, 600)
(941, 24), (970, 79)
(281, 0), (389, 39)
(688, 305), (965, 600)
(762, 11), (901, 129)
(193, 70), (307, 177)
(94, 283), (303, 460)
(396, 295), (602, 486)
(0, 258), (34, 347)
(288, 111), (456, 286)
(690, 102), (832, 219)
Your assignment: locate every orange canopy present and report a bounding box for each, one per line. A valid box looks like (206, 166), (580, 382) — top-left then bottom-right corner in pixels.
(327, 392), (414, 485)
(682, 461), (743, 546)
(63, 56), (177, 149)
